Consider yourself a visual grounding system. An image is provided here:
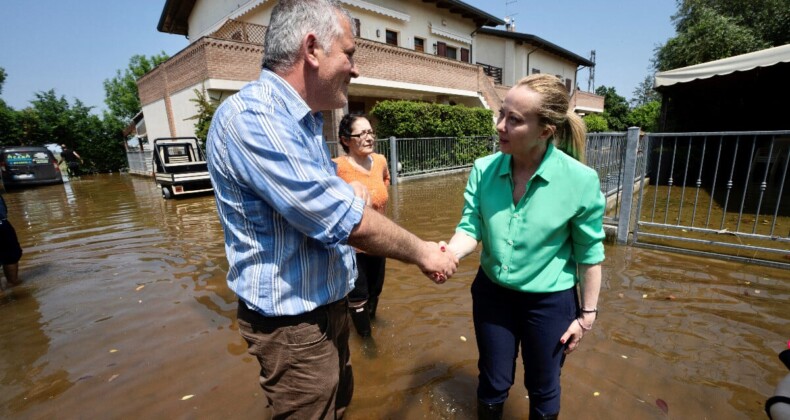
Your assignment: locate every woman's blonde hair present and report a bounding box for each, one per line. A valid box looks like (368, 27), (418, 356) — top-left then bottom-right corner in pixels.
(514, 74), (587, 162)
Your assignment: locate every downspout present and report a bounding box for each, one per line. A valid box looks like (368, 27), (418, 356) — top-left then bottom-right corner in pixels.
(575, 64), (588, 91)
(469, 25), (483, 65)
(526, 46), (539, 75)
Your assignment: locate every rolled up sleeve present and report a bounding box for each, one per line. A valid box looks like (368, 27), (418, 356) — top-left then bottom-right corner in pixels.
(571, 172), (606, 264)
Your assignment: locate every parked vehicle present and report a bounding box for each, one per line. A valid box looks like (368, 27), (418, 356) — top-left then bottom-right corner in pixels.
(0, 146), (63, 189)
(152, 137), (213, 199)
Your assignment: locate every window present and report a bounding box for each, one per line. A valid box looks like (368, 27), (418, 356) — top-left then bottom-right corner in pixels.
(414, 37), (425, 52)
(565, 79), (572, 92)
(460, 48), (470, 63)
(386, 30), (398, 46)
(353, 19), (360, 37)
(532, 68), (541, 74)
(437, 42), (459, 60)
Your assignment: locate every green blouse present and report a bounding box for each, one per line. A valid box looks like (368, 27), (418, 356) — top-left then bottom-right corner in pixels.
(456, 143), (606, 293)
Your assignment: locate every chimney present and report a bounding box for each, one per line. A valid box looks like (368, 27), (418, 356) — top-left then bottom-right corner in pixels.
(504, 16), (516, 32)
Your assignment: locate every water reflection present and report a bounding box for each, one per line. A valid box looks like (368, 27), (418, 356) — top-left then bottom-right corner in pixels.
(0, 172), (787, 418)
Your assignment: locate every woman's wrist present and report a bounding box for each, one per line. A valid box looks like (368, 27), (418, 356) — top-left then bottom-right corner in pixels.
(580, 311), (596, 326)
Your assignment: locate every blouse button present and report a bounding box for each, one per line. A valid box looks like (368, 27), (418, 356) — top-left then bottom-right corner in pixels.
(502, 265), (509, 271)
(507, 240), (513, 246)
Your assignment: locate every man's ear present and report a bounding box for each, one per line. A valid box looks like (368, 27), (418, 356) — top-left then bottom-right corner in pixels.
(303, 33), (320, 69)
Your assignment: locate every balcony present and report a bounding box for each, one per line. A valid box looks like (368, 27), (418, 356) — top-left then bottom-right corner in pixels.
(477, 62), (503, 85)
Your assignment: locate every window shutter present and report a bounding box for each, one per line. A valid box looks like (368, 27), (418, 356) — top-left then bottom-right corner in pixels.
(437, 42), (446, 57)
(461, 48), (470, 63)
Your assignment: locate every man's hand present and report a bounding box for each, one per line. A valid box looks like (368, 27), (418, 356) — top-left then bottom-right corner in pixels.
(419, 241), (458, 284)
(348, 181), (370, 207)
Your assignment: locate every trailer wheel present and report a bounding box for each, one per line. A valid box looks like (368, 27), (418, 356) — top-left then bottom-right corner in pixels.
(162, 186), (172, 199)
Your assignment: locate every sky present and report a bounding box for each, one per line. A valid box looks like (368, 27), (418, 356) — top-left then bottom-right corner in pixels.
(0, 0), (677, 114)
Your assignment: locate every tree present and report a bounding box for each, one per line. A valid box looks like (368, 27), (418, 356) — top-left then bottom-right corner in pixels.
(0, 100), (21, 147)
(595, 86), (630, 131)
(186, 88), (218, 144)
(103, 53), (169, 123)
(0, 67), (6, 95)
(626, 101), (661, 132)
(583, 114), (609, 133)
(652, 0), (788, 71)
(631, 75), (660, 108)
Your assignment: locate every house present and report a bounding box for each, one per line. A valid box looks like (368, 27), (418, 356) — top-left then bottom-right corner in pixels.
(137, 0), (601, 144)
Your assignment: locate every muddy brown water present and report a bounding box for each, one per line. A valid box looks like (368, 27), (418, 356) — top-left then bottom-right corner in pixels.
(1, 172), (788, 419)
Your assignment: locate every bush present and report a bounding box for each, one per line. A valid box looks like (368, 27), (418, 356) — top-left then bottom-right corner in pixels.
(626, 100), (660, 133)
(370, 100), (495, 138)
(583, 114), (609, 132)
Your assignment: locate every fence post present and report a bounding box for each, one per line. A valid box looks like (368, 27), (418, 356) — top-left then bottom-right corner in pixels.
(389, 136), (398, 186)
(616, 127), (641, 244)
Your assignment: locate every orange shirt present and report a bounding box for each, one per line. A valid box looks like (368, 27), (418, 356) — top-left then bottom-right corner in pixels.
(333, 153), (391, 213)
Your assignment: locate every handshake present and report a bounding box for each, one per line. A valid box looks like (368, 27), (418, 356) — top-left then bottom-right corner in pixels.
(419, 240), (460, 285)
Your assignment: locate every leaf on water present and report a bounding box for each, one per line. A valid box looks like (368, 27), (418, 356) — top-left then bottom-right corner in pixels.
(621, 355), (628, 359)
(109, 349), (118, 353)
(618, 293), (624, 298)
(593, 392), (600, 397)
(665, 295), (676, 300)
(656, 398), (669, 414)
(460, 336), (467, 342)
(77, 375), (93, 382)
(754, 290), (760, 294)
(108, 374), (119, 382)
(642, 294), (648, 299)
(182, 395), (194, 401)
(136, 285), (144, 291)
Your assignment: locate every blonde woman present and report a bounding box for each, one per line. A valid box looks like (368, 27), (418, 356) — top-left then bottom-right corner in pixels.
(442, 74), (605, 419)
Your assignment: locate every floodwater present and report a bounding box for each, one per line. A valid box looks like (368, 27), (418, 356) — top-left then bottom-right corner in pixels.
(1, 172), (788, 419)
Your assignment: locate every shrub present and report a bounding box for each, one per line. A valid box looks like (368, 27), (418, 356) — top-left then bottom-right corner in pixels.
(583, 114), (609, 132)
(370, 100), (495, 138)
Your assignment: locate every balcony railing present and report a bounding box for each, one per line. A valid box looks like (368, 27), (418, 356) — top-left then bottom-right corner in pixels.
(477, 62), (503, 85)
(212, 19), (267, 44)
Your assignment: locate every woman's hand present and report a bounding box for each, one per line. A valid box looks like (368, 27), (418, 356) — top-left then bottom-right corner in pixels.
(560, 315), (593, 355)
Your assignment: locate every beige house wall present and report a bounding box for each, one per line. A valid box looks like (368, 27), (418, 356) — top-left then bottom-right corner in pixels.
(475, 34), (580, 89)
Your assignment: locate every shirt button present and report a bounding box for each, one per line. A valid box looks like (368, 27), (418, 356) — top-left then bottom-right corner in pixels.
(513, 214), (519, 219)
(502, 265), (509, 271)
(507, 240), (513, 246)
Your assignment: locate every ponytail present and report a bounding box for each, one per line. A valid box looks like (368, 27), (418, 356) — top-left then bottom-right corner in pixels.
(553, 111), (587, 163)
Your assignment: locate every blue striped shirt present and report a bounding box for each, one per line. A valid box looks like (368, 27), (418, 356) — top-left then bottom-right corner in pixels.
(206, 69), (364, 316)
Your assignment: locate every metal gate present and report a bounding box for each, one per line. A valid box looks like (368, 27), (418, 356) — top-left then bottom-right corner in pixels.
(631, 130), (790, 268)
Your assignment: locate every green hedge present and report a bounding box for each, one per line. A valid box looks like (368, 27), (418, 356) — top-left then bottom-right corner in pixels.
(370, 100), (495, 138)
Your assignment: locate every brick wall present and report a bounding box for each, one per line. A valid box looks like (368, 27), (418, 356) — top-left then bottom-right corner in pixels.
(137, 35), (504, 135)
(570, 90), (605, 113)
(138, 37), (263, 107)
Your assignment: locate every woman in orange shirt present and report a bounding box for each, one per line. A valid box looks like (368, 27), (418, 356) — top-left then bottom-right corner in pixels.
(334, 114), (391, 337)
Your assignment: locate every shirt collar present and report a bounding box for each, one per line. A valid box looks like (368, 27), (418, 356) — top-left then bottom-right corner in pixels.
(259, 69), (318, 125)
(497, 142), (559, 183)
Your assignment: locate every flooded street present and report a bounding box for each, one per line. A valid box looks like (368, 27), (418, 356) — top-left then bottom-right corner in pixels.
(1, 172), (788, 419)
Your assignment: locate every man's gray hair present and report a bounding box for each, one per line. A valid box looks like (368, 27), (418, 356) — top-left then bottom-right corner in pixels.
(262, 0), (356, 72)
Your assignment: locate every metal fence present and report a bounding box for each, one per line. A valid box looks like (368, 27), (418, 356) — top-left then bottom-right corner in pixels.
(327, 136), (496, 182)
(585, 131), (648, 226)
(126, 150), (153, 176)
(632, 130), (790, 268)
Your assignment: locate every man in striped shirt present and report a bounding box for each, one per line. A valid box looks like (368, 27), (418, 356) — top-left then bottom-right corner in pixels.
(206, 0), (458, 417)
